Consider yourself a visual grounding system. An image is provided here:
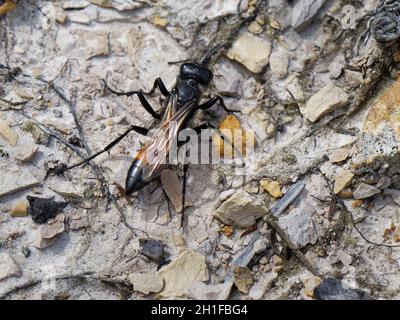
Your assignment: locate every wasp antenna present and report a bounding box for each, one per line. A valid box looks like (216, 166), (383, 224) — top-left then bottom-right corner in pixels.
(200, 43), (225, 66)
(167, 59), (192, 65)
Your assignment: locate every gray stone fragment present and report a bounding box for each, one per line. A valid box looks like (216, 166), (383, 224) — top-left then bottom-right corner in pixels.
(278, 208), (317, 248)
(129, 273), (164, 295)
(376, 176), (391, 190)
(139, 238), (164, 262)
(269, 48), (289, 79)
(302, 84), (349, 123)
(291, 0), (327, 31)
(353, 183), (380, 199)
(0, 172), (40, 198)
(383, 189), (400, 206)
(0, 252), (20, 281)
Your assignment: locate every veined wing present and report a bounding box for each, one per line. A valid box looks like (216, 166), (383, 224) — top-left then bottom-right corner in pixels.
(136, 97), (198, 181)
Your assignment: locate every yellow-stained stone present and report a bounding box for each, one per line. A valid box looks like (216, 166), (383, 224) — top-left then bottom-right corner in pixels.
(226, 32), (271, 73)
(0, 0), (16, 16)
(303, 276), (322, 298)
(260, 179), (282, 198)
(351, 77), (400, 168)
(337, 188), (353, 199)
(151, 15), (168, 27)
(11, 201), (29, 217)
(351, 199), (363, 208)
(213, 115), (256, 158)
(394, 227), (400, 242)
(220, 225), (234, 237)
(55, 8), (68, 25)
(363, 78), (400, 138)
(334, 169), (354, 194)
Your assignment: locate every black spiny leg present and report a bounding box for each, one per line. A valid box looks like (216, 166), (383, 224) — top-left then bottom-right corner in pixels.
(199, 95), (239, 113)
(54, 125), (149, 175)
(179, 123), (215, 229)
(103, 79), (161, 120)
(180, 163), (189, 230)
(144, 78), (170, 97)
(177, 121), (246, 229)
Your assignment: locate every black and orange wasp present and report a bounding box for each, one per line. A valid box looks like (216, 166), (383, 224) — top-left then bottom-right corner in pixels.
(57, 62), (236, 224)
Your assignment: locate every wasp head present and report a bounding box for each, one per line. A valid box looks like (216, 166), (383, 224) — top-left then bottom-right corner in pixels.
(180, 63), (213, 86)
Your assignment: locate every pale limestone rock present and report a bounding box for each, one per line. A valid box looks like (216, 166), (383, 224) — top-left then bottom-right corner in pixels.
(269, 48), (289, 79)
(376, 177), (391, 190)
(214, 190), (268, 228)
(334, 169), (354, 194)
(75, 30), (109, 59)
(285, 75), (304, 102)
(187, 282), (233, 300)
(69, 216), (89, 230)
(33, 215), (65, 248)
(248, 272), (278, 299)
(40, 219), (65, 240)
(129, 273), (164, 295)
(0, 171), (40, 198)
(68, 12), (91, 25)
(291, 0), (327, 31)
(328, 148), (350, 163)
(158, 250), (208, 298)
(0, 119), (18, 146)
(2, 90), (28, 104)
(0, 252), (20, 281)
(302, 84), (349, 122)
(47, 180), (81, 198)
(353, 183), (380, 199)
(32, 230), (57, 249)
(227, 32), (271, 73)
(89, 0), (143, 11)
(15, 145), (39, 162)
(62, 1), (90, 9)
(278, 208), (317, 248)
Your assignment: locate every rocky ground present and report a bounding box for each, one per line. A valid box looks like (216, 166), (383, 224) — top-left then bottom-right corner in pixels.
(1, 0), (400, 300)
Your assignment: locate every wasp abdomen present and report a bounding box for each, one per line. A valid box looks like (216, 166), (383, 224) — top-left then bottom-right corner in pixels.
(125, 157), (147, 194)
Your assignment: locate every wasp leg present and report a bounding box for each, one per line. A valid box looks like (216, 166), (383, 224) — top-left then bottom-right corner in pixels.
(199, 95), (240, 113)
(103, 79), (161, 120)
(176, 122), (214, 148)
(143, 78), (170, 97)
(178, 123), (216, 229)
(180, 163), (189, 230)
(58, 125), (149, 174)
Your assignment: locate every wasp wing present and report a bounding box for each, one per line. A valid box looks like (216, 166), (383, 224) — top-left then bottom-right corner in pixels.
(133, 96), (198, 183)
